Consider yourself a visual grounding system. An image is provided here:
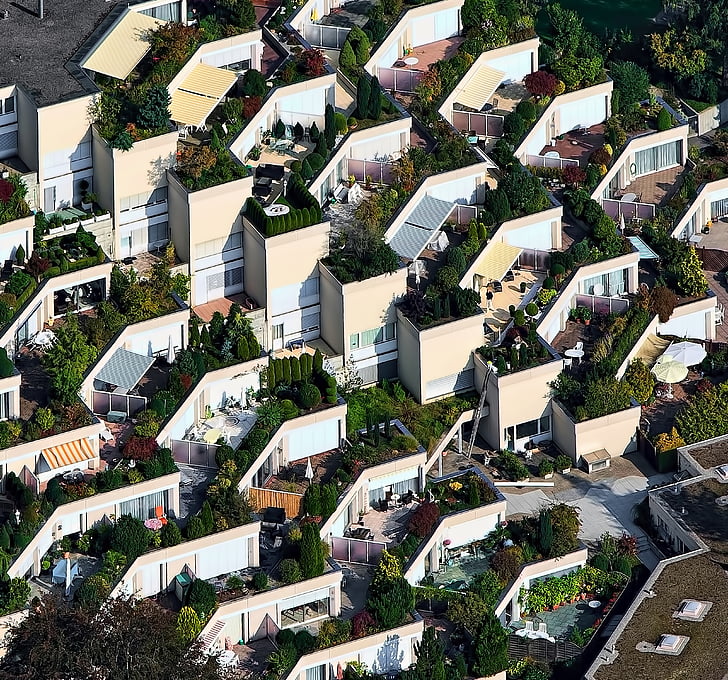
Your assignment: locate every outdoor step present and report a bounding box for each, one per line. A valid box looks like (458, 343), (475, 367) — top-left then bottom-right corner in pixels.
(200, 619), (226, 649)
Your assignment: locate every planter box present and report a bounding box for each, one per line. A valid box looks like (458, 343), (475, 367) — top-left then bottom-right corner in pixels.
(81, 201), (93, 211)
(544, 472), (554, 479)
(94, 213), (111, 222)
(559, 467), (571, 474)
(49, 226), (64, 235)
(80, 218), (95, 227)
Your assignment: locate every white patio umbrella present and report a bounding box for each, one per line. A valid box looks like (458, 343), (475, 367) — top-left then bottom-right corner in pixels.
(618, 212), (626, 233)
(166, 335), (175, 364)
(305, 457), (314, 485)
(65, 554), (72, 596)
(651, 355), (689, 383)
(663, 341), (707, 366)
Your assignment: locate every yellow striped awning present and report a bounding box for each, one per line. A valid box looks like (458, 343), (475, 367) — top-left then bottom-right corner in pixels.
(456, 65), (506, 112)
(170, 64), (237, 128)
(474, 241), (522, 282)
(41, 438), (97, 470)
(83, 11), (164, 80)
(180, 63), (238, 100)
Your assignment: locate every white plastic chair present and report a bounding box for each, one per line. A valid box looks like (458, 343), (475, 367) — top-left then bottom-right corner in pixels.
(716, 307), (724, 326)
(573, 341), (584, 353)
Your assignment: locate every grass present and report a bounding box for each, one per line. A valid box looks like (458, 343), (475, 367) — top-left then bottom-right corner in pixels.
(537, 0), (661, 37)
(683, 99), (715, 113)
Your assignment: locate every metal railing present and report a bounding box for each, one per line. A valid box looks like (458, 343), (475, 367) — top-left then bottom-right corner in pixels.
(448, 204), (478, 225)
(331, 536), (387, 564)
(171, 439), (219, 468)
(347, 159), (393, 185)
(452, 111), (504, 138)
(526, 154), (579, 169)
(92, 391), (147, 417)
(602, 198), (656, 221)
(302, 23), (350, 48)
(574, 293), (630, 316)
(378, 67), (423, 93)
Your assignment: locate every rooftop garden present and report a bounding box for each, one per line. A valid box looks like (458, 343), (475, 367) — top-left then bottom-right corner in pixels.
(397, 285), (481, 330)
(345, 381), (477, 450)
(424, 469), (499, 514)
(91, 14), (257, 149)
(174, 139), (251, 191)
(550, 303), (652, 422)
(478, 321), (555, 375)
(0, 175), (31, 227)
(244, 173), (323, 236)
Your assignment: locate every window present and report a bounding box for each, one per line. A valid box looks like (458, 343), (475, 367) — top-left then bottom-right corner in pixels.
(513, 415), (551, 441)
(306, 666), (326, 680)
(634, 141), (681, 176)
(70, 141), (91, 162)
(711, 198), (728, 220)
(206, 272), (224, 291)
(140, 1), (181, 22)
(273, 324), (284, 340)
(300, 276), (319, 299)
(280, 598), (329, 628)
(302, 312), (320, 332)
(196, 231), (242, 259)
(224, 267), (243, 287)
(0, 97), (14, 115)
(224, 231), (243, 252)
(350, 322), (396, 349)
(0, 392), (11, 420)
(582, 269), (627, 296)
(119, 490), (168, 520)
(223, 59), (251, 72)
(120, 187), (167, 212)
(148, 221), (169, 245)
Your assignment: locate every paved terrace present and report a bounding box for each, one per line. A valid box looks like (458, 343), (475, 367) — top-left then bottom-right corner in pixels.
(391, 36), (466, 70)
(539, 124), (605, 166)
(612, 166), (684, 207)
(481, 270), (546, 336)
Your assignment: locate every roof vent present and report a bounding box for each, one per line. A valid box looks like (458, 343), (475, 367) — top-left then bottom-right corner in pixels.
(674, 599), (712, 622)
(636, 634), (690, 656)
(716, 465), (728, 482)
(716, 495), (728, 506)
(0, 9), (9, 19)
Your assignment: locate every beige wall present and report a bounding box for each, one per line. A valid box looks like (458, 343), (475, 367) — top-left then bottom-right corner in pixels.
(167, 170), (253, 296)
(438, 38), (540, 122)
(318, 262), (407, 356)
(36, 97), (93, 165)
(474, 352), (562, 450)
(396, 309), (485, 403)
(9, 472), (180, 579)
(204, 568), (343, 645)
(671, 175), (728, 238)
(115, 522), (261, 598)
(365, 0), (464, 74)
(242, 218), (330, 338)
(592, 124), (689, 201)
(16, 89), (39, 175)
(515, 80), (613, 161)
(551, 399), (640, 464)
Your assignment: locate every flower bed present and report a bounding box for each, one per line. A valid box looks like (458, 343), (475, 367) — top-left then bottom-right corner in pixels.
(425, 470), (499, 515)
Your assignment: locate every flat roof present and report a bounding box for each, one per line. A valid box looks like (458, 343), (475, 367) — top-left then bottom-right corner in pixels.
(0, 0), (123, 106)
(682, 435), (728, 471)
(656, 477), (728, 563)
(592, 553), (728, 680)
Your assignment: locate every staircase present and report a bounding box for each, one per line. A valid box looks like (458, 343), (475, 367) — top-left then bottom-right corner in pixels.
(465, 363), (494, 458)
(200, 619), (226, 651)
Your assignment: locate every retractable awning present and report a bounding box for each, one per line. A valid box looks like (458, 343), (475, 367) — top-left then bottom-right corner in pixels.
(96, 348), (155, 391)
(474, 241), (523, 282)
(170, 63), (238, 128)
(387, 195), (455, 260)
(455, 65), (505, 112)
(41, 439), (96, 470)
(83, 11), (165, 80)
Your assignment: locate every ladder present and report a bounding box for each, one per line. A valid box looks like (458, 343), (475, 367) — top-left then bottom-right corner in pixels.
(465, 362), (494, 458)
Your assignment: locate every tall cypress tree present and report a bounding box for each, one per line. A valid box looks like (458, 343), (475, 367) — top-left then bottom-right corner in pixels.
(368, 77), (382, 120)
(357, 77), (371, 119)
(324, 103), (336, 148)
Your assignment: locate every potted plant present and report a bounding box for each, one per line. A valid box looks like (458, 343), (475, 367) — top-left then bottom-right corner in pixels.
(94, 208), (111, 221)
(581, 307), (592, 326)
(556, 454), (572, 474)
(41, 558), (51, 573)
(539, 459), (554, 479)
(248, 146), (261, 161)
(81, 191), (97, 211)
(80, 212), (95, 227)
(520, 280), (528, 293)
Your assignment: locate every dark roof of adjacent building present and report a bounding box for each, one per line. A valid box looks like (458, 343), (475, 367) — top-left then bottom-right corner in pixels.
(0, 0), (123, 106)
(682, 437), (728, 471)
(591, 553), (728, 680)
(655, 477), (728, 563)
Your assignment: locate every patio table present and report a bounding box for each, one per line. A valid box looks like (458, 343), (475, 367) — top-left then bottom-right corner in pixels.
(218, 650), (238, 667)
(621, 192), (637, 202)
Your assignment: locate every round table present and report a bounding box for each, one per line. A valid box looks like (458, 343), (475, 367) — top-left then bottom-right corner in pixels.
(204, 428), (222, 444)
(264, 203), (290, 217)
(589, 600), (602, 609)
(404, 57), (419, 66)
(544, 150), (560, 159)
(621, 192), (637, 202)
(564, 348), (585, 363)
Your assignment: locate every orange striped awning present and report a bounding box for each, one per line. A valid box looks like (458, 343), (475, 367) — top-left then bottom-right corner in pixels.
(41, 439), (97, 470)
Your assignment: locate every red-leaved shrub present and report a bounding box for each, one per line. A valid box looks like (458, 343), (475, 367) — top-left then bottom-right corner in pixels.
(123, 436), (157, 461)
(0, 179), (13, 203)
(352, 610), (376, 638)
(407, 501), (440, 538)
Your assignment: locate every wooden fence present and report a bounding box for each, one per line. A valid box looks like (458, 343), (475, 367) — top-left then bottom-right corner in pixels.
(250, 487), (304, 519)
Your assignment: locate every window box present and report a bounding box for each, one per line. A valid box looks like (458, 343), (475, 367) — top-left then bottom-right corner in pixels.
(94, 212), (110, 222)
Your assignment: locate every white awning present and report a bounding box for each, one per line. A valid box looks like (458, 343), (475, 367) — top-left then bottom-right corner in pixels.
(83, 11), (165, 80)
(170, 63), (238, 128)
(455, 65), (505, 111)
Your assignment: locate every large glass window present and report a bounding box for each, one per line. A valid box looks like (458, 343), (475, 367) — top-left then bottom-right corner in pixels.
(306, 666), (326, 680)
(140, 2), (180, 22)
(280, 598), (329, 628)
(634, 140), (681, 176)
(349, 323), (396, 350)
(582, 269), (627, 296)
(119, 489), (168, 520)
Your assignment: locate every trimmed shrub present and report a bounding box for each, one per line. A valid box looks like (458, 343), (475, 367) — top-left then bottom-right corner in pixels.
(280, 558), (303, 583)
(299, 383), (321, 409)
(187, 578), (217, 618)
(516, 100), (537, 121)
(407, 502), (440, 538)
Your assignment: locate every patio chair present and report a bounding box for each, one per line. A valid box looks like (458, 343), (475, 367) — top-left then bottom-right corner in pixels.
(524, 620), (534, 632)
(503, 270), (515, 282)
(573, 341), (584, 353)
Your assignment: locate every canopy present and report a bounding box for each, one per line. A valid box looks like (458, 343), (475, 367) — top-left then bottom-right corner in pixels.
(651, 356), (688, 383)
(41, 438), (96, 470)
(627, 236), (659, 260)
(663, 341), (707, 366)
(83, 11), (164, 80)
(170, 63), (237, 129)
(455, 64), (505, 111)
(96, 348), (155, 391)
(52, 559), (79, 585)
(387, 195), (455, 260)
(474, 241), (523, 282)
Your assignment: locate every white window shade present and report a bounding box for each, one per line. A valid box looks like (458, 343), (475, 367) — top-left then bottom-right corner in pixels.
(281, 587), (330, 609)
(369, 467), (419, 492)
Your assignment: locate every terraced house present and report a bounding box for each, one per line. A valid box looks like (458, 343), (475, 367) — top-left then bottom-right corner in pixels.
(2, 0), (728, 676)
